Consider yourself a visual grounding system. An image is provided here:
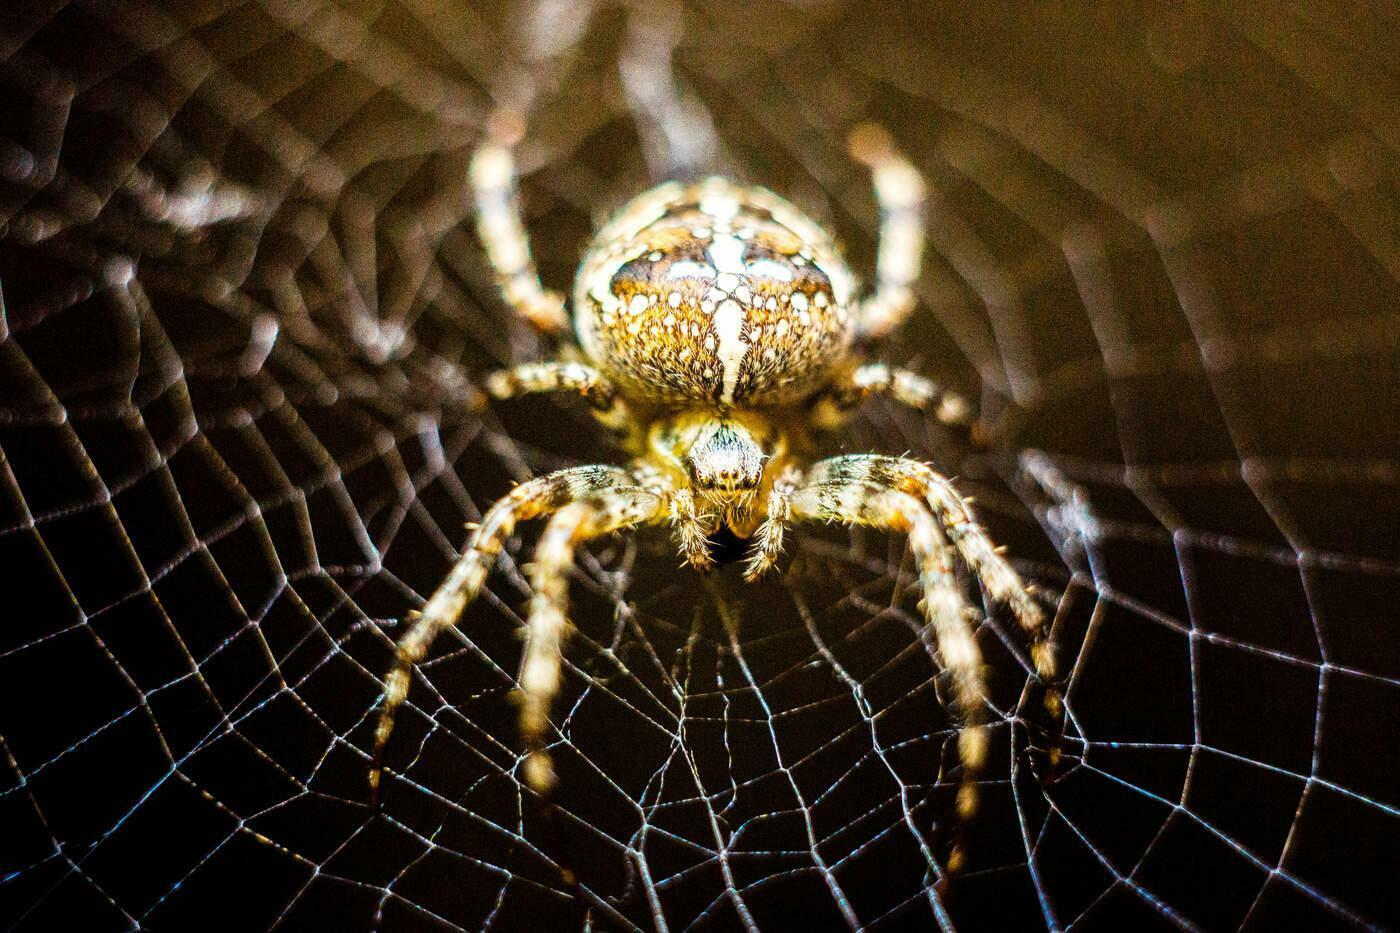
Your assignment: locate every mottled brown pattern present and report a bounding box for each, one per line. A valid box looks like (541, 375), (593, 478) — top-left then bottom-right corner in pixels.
(575, 179), (853, 406)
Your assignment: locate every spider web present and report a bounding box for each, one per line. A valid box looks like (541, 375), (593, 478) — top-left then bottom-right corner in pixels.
(2, 1), (1398, 929)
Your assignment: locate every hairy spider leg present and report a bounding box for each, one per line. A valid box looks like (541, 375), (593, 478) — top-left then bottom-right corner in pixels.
(787, 469), (988, 870)
(813, 362), (974, 431)
(469, 111), (571, 334)
(742, 464), (804, 581)
(519, 486), (666, 791)
(848, 124), (928, 341)
(485, 360), (619, 411)
(369, 464), (639, 801)
(669, 485), (718, 571)
(807, 456), (1050, 670)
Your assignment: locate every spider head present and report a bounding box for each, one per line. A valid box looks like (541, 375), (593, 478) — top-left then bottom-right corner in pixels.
(686, 420), (766, 506)
(654, 411), (780, 516)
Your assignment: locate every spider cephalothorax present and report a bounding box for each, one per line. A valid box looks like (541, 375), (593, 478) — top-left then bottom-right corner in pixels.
(371, 116), (1055, 871)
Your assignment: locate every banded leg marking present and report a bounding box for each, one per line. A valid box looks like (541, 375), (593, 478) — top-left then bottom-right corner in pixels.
(369, 464), (634, 800)
(470, 112), (570, 334)
(806, 455), (1051, 676)
(743, 465), (804, 581)
(518, 487), (665, 790)
(788, 476), (989, 835)
(486, 360), (619, 411)
(822, 363), (973, 428)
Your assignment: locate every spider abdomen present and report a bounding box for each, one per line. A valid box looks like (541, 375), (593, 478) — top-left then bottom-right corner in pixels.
(574, 177), (856, 406)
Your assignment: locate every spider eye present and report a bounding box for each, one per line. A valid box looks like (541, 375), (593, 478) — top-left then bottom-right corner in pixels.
(683, 419), (766, 501)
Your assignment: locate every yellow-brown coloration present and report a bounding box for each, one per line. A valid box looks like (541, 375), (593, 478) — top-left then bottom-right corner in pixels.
(371, 116), (1057, 877)
(576, 177), (854, 406)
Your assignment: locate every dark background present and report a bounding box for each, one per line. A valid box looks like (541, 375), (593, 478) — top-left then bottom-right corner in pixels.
(1, 2), (1397, 930)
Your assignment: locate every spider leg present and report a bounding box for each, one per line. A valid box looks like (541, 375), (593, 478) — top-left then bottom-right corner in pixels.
(743, 464), (804, 581)
(847, 124), (927, 342)
(788, 468), (988, 868)
(486, 360), (620, 412)
(814, 363), (972, 430)
(470, 110), (571, 335)
(669, 486), (717, 571)
(369, 464), (635, 801)
(807, 455), (1053, 680)
(519, 486), (665, 791)
(619, 458), (715, 571)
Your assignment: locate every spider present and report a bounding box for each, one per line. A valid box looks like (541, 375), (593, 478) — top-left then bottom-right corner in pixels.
(370, 113), (1055, 866)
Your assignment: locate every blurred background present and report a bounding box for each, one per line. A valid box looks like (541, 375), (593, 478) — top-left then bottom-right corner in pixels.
(1, 1), (1397, 929)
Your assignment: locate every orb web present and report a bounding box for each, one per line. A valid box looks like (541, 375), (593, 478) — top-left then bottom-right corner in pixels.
(2, 2), (1397, 930)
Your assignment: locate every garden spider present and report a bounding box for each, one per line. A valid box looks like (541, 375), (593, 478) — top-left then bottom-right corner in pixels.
(370, 113), (1055, 868)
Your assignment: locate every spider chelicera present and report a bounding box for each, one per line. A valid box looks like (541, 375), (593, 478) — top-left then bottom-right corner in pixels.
(370, 113), (1055, 869)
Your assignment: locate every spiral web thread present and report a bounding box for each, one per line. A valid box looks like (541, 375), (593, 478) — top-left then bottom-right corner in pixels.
(1, 2), (1397, 930)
